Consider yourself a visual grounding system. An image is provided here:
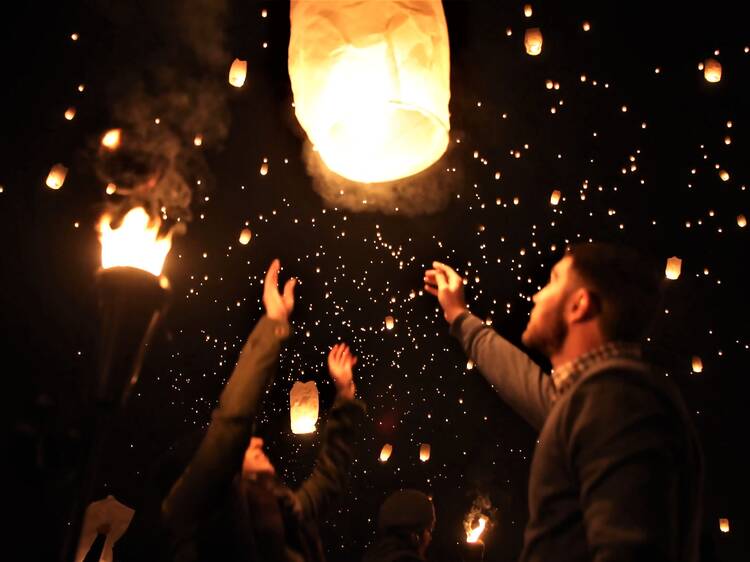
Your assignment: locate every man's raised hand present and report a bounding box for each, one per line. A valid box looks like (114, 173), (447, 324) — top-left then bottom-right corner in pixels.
(424, 261), (468, 325)
(263, 259), (296, 322)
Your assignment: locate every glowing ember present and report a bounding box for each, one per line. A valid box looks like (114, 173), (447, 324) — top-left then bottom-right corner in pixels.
(703, 58), (722, 83)
(465, 515), (488, 543)
(45, 164), (68, 190)
(379, 443), (393, 462)
(665, 256), (682, 280)
(64, 107), (76, 120)
(228, 58), (248, 87)
(98, 207), (172, 276)
(101, 129), (121, 150)
(419, 443), (431, 461)
(239, 228), (252, 245)
(524, 28), (543, 56)
(288, 0), (451, 183)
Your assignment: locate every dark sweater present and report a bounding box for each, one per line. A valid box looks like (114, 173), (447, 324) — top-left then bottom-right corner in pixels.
(452, 313), (703, 562)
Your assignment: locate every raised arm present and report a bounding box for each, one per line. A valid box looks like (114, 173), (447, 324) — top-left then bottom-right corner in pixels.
(295, 343), (366, 519)
(425, 261), (553, 430)
(162, 259), (295, 537)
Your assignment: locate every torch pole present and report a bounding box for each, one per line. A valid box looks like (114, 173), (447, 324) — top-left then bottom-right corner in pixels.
(61, 267), (169, 562)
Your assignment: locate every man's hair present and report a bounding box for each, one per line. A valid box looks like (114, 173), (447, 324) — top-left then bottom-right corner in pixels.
(567, 243), (663, 342)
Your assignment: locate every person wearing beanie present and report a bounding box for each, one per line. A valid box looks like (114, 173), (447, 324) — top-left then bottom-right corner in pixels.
(362, 489), (436, 562)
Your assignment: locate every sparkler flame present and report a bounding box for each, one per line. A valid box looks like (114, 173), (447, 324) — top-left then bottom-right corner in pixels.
(98, 207), (172, 276)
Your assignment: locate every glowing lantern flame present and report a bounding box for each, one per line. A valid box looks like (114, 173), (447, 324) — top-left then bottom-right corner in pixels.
(719, 518), (730, 533)
(524, 28), (543, 56)
(101, 129), (121, 150)
(290, 380), (319, 434)
(288, 0), (451, 183)
(691, 356), (703, 373)
(465, 515), (488, 543)
(703, 58), (722, 83)
(665, 257), (682, 280)
(379, 443), (393, 462)
(419, 443), (431, 462)
(46, 164), (68, 190)
(550, 190), (561, 205)
(385, 315), (395, 330)
(229, 58), (248, 87)
(239, 228), (252, 245)
(99, 207), (172, 276)
(64, 107), (76, 120)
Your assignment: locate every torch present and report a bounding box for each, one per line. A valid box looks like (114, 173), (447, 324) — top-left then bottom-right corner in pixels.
(461, 512), (488, 562)
(62, 207), (172, 562)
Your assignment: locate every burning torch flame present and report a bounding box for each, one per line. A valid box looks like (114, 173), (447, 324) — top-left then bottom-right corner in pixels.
(99, 207), (172, 276)
(465, 515), (488, 543)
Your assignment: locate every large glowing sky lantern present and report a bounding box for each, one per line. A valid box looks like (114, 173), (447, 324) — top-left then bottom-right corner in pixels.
(289, 0), (451, 183)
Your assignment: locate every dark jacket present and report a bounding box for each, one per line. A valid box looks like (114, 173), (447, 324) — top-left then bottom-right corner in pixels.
(452, 313), (703, 562)
(162, 315), (366, 562)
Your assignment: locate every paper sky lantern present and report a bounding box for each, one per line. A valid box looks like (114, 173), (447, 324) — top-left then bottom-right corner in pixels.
(419, 443), (431, 461)
(99, 207), (173, 276)
(719, 169), (729, 182)
(523, 4), (533, 17)
(691, 356), (703, 373)
(379, 443), (393, 462)
(385, 315), (395, 330)
(703, 58), (722, 83)
(719, 518), (730, 533)
(64, 107), (76, 120)
(290, 380), (319, 434)
(228, 58), (247, 87)
(665, 257), (682, 280)
(524, 28), (543, 56)
(288, 0), (451, 183)
(46, 163), (68, 190)
(737, 214), (747, 228)
(239, 228), (252, 245)
(550, 190), (561, 205)
(193, 134), (203, 147)
(101, 129), (121, 150)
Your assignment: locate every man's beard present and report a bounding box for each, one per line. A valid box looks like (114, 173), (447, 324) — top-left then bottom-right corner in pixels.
(522, 301), (568, 359)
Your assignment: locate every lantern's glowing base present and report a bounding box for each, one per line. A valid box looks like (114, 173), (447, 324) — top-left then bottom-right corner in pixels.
(291, 421), (317, 435)
(315, 102), (449, 184)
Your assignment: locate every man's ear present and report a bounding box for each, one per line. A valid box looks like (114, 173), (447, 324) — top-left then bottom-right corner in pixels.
(568, 287), (598, 323)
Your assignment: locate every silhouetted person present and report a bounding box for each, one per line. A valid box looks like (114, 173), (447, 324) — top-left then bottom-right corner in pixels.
(363, 489), (436, 562)
(162, 259), (366, 562)
(425, 243), (703, 562)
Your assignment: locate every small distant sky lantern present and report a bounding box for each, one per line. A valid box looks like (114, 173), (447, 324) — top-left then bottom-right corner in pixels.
(99, 207), (172, 276)
(379, 443), (393, 462)
(101, 128), (121, 150)
(290, 380), (319, 434)
(665, 256), (682, 280)
(719, 169), (730, 182)
(737, 214), (747, 228)
(239, 228), (252, 245)
(385, 315), (395, 330)
(524, 28), (543, 56)
(105, 183), (117, 195)
(228, 58), (247, 87)
(419, 443), (431, 461)
(582, 21), (591, 31)
(691, 356), (703, 373)
(550, 190), (561, 205)
(65, 107), (76, 121)
(45, 164), (68, 190)
(523, 4), (532, 17)
(260, 162), (269, 176)
(719, 518), (730, 533)
(193, 134), (203, 147)
(703, 58), (722, 83)
(288, 0), (451, 183)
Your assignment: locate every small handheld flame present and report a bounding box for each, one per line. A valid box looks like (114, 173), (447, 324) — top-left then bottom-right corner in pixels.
(465, 515), (488, 543)
(99, 207), (172, 276)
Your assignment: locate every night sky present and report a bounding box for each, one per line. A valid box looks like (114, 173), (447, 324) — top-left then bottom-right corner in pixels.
(3, 1), (748, 561)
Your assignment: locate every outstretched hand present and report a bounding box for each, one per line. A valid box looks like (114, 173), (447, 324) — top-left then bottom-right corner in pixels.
(328, 343), (357, 399)
(424, 261), (468, 325)
(263, 259), (296, 322)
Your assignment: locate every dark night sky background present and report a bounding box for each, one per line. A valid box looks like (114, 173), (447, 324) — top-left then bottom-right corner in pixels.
(3, 1), (749, 560)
